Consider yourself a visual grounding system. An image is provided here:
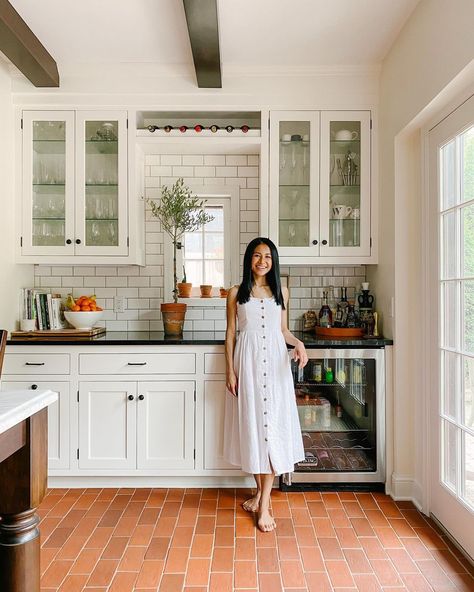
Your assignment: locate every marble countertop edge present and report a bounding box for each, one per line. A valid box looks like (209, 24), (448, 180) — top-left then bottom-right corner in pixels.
(0, 389), (58, 435)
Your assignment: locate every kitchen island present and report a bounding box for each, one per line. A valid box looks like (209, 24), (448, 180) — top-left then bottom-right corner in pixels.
(0, 389), (57, 592)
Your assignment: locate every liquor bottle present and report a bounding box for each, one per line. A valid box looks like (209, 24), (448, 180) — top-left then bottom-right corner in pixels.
(194, 124), (204, 132)
(240, 124), (250, 133)
(318, 291), (333, 328)
(225, 125), (234, 133)
(179, 125), (188, 133)
(163, 125), (173, 133)
(333, 304), (344, 327)
(147, 125), (158, 133)
(346, 304), (357, 328)
(210, 124), (220, 133)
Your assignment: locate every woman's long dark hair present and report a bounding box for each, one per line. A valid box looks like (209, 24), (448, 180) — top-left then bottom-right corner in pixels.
(236, 237), (285, 309)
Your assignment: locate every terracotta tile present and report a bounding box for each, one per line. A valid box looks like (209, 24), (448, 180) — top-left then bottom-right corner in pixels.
(312, 517), (336, 537)
(400, 572), (433, 591)
(129, 523), (154, 546)
(86, 526), (114, 548)
(48, 498), (76, 517)
(190, 534), (214, 558)
(40, 547), (59, 575)
(272, 500), (292, 518)
(287, 492), (307, 508)
(70, 548), (102, 574)
(413, 526), (448, 549)
(40, 516), (63, 539)
(307, 501), (328, 518)
(416, 559), (459, 589)
(57, 574), (89, 592)
(300, 546), (325, 572)
(294, 525), (317, 546)
(41, 559), (74, 588)
(256, 526), (277, 548)
(196, 515), (216, 535)
(234, 560), (258, 588)
(303, 491), (322, 501)
(215, 525), (234, 546)
(350, 517), (376, 536)
(55, 534), (88, 560)
(161, 501), (182, 518)
(122, 501), (145, 519)
(108, 571), (138, 592)
(335, 527), (362, 549)
(216, 508), (234, 526)
(447, 572), (474, 589)
(42, 526), (74, 549)
(138, 507), (160, 524)
(145, 536), (170, 560)
(388, 518), (417, 537)
(386, 548), (419, 573)
(235, 537), (256, 561)
(185, 558), (211, 586)
(182, 493), (200, 508)
(109, 494), (132, 510)
(305, 571), (333, 591)
(98, 488), (118, 501)
(364, 509), (390, 528)
(322, 492), (343, 509)
(58, 509), (87, 528)
(199, 499), (218, 515)
(326, 559), (356, 587)
(135, 559), (164, 587)
(101, 536), (129, 560)
(132, 488), (151, 502)
(327, 508), (351, 528)
(344, 549), (373, 573)
(177, 507), (198, 527)
(87, 501), (110, 517)
(259, 572), (283, 592)
(353, 573), (383, 591)
(359, 537), (388, 560)
(338, 492), (357, 501)
(165, 547), (189, 573)
(377, 500), (404, 518)
(291, 507), (312, 526)
(166, 488), (185, 501)
(171, 526), (194, 547)
(343, 501), (365, 518)
(86, 559), (119, 587)
(370, 559), (403, 586)
(401, 510), (430, 529)
(159, 573), (185, 592)
(98, 509), (123, 527)
(209, 572), (233, 592)
(277, 536), (300, 560)
(118, 546), (146, 571)
(154, 516), (178, 537)
(280, 560), (306, 587)
(372, 527), (403, 548)
(318, 537), (344, 560)
(112, 516), (137, 537)
(257, 546), (280, 572)
(429, 548), (469, 574)
(400, 537), (433, 560)
(211, 546), (234, 572)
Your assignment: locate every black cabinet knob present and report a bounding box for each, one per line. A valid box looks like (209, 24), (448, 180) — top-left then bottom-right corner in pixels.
(31, 384), (38, 390)
(128, 394), (134, 401)
(138, 395), (145, 401)
(75, 239), (81, 245)
(322, 240), (328, 245)
(312, 239), (318, 245)
(66, 239), (72, 245)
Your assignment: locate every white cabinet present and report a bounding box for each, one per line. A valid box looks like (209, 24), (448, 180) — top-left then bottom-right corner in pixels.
(1, 380), (70, 469)
(203, 380), (236, 470)
(19, 109), (142, 264)
(78, 380), (194, 470)
(269, 110), (373, 263)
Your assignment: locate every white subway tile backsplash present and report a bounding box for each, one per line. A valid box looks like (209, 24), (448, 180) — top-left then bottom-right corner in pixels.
(105, 277), (128, 288)
(128, 277), (151, 287)
(182, 155), (204, 166)
(150, 165), (172, 177)
(172, 166), (194, 177)
(247, 155), (259, 166)
(204, 155), (225, 166)
(145, 155), (161, 165)
(161, 155), (182, 166)
(216, 166), (237, 177)
(193, 320), (215, 331)
(84, 277), (106, 287)
(226, 155), (247, 166)
(35, 266), (51, 276)
(63, 277), (84, 288)
(116, 288), (139, 297)
(204, 309), (226, 320)
(117, 265), (140, 276)
(238, 166), (258, 178)
(194, 166), (215, 177)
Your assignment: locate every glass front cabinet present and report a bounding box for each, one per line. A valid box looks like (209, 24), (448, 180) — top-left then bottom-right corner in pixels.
(21, 110), (128, 259)
(269, 110), (372, 261)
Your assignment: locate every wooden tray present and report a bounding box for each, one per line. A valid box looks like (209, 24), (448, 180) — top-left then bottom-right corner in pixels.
(11, 327), (106, 339)
(315, 326), (364, 338)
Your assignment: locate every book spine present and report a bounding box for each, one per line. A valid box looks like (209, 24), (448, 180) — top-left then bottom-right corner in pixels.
(41, 294), (50, 330)
(35, 293), (43, 330)
(46, 293), (54, 329)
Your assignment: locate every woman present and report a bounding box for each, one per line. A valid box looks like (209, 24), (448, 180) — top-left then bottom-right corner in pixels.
(224, 237), (308, 532)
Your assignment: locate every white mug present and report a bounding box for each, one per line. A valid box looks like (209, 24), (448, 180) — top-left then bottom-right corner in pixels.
(332, 205), (353, 219)
(281, 134), (291, 142)
(334, 129), (359, 141)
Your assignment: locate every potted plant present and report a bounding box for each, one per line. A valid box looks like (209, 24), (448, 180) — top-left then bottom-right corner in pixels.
(177, 265), (192, 298)
(147, 178), (213, 335)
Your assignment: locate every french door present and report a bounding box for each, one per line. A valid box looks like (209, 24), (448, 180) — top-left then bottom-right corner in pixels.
(428, 94), (474, 559)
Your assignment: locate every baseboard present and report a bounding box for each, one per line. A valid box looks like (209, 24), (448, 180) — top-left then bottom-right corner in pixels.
(48, 475), (256, 488)
(390, 472), (423, 510)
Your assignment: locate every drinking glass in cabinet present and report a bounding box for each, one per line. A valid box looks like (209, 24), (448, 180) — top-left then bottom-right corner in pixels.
(33, 220), (65, 247)
(86, 220), (118, 246)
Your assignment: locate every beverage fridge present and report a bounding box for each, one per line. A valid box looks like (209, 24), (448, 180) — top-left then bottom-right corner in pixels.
(282, 348), (386, 490)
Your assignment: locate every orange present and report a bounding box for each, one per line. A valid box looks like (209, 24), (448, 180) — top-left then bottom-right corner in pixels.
(72, 305), (80, 311)
(81, 306), (91, 311)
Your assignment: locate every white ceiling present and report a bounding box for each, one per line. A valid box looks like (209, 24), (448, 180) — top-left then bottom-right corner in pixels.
(9, 0), (419, 72)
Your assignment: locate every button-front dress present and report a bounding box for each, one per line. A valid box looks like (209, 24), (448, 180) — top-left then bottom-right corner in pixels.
(223, 296), (305, 475)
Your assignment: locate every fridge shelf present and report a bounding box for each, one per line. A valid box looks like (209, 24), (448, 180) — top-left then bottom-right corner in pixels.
(298, 431), (375, 472)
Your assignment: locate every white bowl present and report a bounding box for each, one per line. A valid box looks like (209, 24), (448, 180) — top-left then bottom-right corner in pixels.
(64, 310), (104, 330)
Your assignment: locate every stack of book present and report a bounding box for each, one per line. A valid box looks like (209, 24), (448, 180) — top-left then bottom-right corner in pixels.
(21, 289), (67, 330)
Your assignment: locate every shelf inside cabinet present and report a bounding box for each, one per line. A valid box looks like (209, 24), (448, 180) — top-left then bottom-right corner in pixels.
(279, 184), (310, 188)
(85, 140), (118, 155)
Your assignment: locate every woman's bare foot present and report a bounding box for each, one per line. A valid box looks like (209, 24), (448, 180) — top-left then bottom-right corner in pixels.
(242, 492), (261, 512)
(257, 508), (276, 532)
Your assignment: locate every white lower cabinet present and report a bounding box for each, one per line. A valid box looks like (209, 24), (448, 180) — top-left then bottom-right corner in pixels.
(78, 380), (195, 471)
(1, 380), (70, 470)
(204, 380), (237, 470)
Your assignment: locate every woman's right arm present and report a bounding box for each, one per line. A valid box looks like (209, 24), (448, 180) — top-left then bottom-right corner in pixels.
(225, 286), (238, 396)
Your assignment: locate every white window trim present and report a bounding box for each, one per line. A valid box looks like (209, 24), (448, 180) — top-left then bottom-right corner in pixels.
(164, 184), (240, 306)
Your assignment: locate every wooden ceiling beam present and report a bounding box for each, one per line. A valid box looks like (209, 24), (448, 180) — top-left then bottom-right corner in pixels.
(182, 0), (221, 88)
(0, 0), (59, 87)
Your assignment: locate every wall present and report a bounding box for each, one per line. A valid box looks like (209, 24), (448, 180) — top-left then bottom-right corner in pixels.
(369, 0), (474, 505)
(0, 61), (33, 332)
(34, 152), (366, 332)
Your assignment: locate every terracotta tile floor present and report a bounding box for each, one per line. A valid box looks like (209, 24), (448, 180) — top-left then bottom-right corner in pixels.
(38, 488), (474, 592)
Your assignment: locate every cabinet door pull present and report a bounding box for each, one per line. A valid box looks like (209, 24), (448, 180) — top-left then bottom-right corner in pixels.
(66, 239), (72, 245)
(75, 239), (81, 245)
(25, 362), (45, 366)
(127, 362), (147, 366)
(312, 239), (318, 245)
(128, 394), (135, 401)
(321, 239), (328, 245)
(138, 395), (145, 401)
(31, 384), (38, 390)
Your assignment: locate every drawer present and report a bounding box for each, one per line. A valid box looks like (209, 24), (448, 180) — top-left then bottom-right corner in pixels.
(79, 353), (196, 375)
(3, 353), (70, 375)
(204, 353), (226, 374)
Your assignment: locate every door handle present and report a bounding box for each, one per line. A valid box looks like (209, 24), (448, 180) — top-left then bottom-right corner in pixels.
(127, 362), (147, 366)
(25, 362), (45, 366)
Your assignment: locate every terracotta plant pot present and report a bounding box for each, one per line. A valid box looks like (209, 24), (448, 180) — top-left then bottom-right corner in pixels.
(200, 284), (213, 298)
(219, 287), (229, 298)
(177, 282), (192, 298)
(161, 302), (187, 335)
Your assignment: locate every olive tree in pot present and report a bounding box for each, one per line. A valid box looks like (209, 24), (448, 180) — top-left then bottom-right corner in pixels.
(147, 178), (214, 335)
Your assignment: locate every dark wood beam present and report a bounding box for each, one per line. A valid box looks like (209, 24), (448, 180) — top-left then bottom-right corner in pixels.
(0, 0), (59, 87)
(182, 0), (221, 88)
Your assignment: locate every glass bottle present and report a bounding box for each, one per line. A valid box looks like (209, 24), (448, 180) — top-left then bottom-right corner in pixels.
(325, 366), (334, 383)
(319, 291), (333, 328)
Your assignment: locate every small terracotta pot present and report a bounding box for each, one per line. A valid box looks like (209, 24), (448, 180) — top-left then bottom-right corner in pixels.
(177, 282), (192, 298)
(160, 302), (187, 335)
(219, 288), (229, 298)
(200, 284), (213, 298)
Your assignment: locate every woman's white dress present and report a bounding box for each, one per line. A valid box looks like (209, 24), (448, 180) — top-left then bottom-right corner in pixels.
(223, 296), (304, 475)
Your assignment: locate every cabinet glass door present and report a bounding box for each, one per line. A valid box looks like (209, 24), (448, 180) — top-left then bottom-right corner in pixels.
(320, 111), (371, 256)
(269, 112), (319, 256)
(22, 111), (75, 255)
(75, 111), (128, 255)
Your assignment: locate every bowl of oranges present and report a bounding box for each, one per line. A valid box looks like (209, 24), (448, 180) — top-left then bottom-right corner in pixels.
(64, 294), (104, 329)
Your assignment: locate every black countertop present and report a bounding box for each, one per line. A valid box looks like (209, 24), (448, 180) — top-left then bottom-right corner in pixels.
(8, 330), (393, 348)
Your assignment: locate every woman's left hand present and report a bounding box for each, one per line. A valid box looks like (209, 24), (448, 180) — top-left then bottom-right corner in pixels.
(293, 341), (308, 368)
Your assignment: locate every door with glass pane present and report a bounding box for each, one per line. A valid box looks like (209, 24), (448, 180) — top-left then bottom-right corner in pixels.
(429, 95), (474, 559)
(22, 111), (75, 256)
(269, 111), (319, 257)
(75, 111), (128, 255)
(320, 111), (371, 257)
